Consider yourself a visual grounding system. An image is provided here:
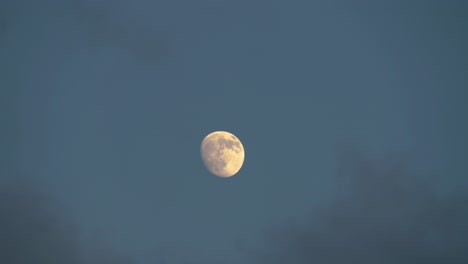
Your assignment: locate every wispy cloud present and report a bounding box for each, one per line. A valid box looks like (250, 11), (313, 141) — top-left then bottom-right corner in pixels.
(253, 147), (468, 263)
(0, 177), (136, 264)
(69, 0), (172, 65)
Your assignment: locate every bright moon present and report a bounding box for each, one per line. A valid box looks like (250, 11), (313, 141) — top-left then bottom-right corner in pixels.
(200, 131), (245, 178)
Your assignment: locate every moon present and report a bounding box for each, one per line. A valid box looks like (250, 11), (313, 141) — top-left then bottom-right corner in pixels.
(201, 131), (245, 177)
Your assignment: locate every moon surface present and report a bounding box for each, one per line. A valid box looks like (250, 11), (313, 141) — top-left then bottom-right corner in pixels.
(201, 131), (245, 177)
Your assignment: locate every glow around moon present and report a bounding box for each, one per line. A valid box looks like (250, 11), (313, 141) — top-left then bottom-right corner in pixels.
(200, 131), (245, 177)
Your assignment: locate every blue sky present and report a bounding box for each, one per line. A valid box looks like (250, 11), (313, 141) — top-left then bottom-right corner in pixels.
(1, 0), (467, 263)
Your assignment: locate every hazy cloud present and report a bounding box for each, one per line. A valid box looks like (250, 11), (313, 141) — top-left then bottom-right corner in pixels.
(253, 147), (468, 264)
(69, 0), (172, 66)
(0, 177), (136, 264)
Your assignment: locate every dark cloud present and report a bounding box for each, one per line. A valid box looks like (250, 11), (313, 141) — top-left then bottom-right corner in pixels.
(0, 177), (136, 264)
(4, 0), (171, 66)
(69, 0), (172, 66)
(252, 146), (468, 264)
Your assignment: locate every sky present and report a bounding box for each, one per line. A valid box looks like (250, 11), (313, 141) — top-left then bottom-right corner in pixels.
(1, 0), (468, 263)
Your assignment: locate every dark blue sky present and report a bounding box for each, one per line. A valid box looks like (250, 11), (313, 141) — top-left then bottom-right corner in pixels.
(1, 0), (468, 263)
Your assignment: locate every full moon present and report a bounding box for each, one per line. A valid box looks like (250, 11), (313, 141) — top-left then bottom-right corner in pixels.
(200, 131), (245, 177)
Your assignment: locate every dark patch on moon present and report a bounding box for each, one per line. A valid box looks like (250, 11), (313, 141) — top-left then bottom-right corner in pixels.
(202, 140), (227, 172)
(217, 137), (241, 150)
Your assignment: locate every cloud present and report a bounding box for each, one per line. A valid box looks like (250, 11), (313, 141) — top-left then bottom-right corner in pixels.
(69, 0), (172, 66)
(0, 177), (136, 264)
(253, 146), (468, 264)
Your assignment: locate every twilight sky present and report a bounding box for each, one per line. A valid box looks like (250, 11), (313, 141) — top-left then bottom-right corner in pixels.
(1, 0), (468, 263)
